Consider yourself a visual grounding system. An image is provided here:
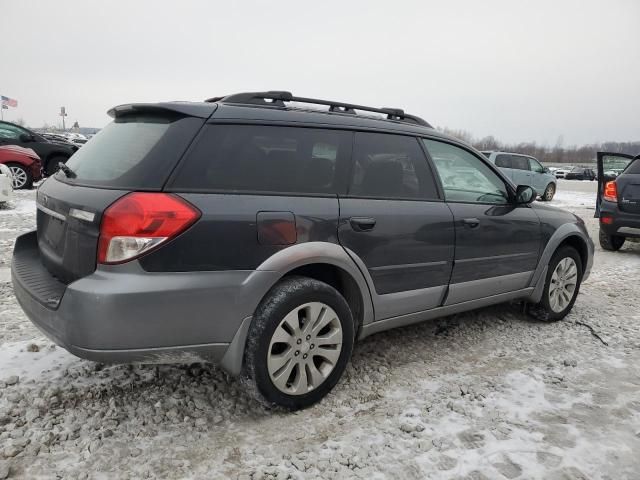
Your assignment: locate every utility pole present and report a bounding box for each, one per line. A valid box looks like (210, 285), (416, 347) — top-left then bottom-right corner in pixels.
(60, 106), (67, 131)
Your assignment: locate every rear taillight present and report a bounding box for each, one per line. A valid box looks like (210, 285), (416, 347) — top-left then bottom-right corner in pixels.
(98, 192), (200, 264)
(603, 181), (618, 202)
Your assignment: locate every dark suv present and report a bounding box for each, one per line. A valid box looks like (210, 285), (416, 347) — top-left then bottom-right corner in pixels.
(12, 91), (594, 410)
(0, 120), (78, 177)
(596, 151), (640, 250)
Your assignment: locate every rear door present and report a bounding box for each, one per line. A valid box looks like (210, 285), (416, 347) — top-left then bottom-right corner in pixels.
(494, 154), (515, 181)
(423, 139), (541, 305)
(37, 111), (205, 283)
(510, 155), (533, 187)
(595, 152), (635, 217)
(337, 132), (454, 320)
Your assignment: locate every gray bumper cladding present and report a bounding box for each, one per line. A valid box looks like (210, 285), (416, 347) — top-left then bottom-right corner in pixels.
(11, 231), (279, 367)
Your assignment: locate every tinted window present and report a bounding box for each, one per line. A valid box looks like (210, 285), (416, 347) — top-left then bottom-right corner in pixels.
(423, 139), (509, 204)
(349, 132), (438, 200)
(171, 125), (352, 194)
(495, 154), (512, 168)
(60, 113), (203, 189)
(625, 159), (640, 174)
(511, 155), (530, 170)
(528, 157), (544, 173)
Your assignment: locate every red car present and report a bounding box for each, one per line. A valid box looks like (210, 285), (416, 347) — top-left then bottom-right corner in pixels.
(0, 145), (43, 189)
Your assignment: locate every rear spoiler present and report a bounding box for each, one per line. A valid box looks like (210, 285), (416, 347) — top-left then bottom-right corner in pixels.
(108, 102), (217, 119)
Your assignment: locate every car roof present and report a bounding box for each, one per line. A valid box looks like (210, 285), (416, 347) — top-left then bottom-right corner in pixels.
(108, 95), (459, 143)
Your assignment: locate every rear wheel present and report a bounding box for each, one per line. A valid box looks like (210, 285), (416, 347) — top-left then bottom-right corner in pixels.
(7, 163), (33, 189)
(528, 246), (583, 322)
(599, 229), (625, 251)
(242, 276), (354, 410)
(541, 183), (556, 201)
(45, 155), (67, 176)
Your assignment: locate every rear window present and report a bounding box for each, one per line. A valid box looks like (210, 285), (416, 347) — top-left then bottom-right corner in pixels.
(170, 125), (352, 195)
(58, 114), (203, 189)
(623, 158), (640, 174)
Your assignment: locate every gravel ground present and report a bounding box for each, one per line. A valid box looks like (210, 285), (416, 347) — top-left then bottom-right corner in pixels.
(1, 182), (639, 479)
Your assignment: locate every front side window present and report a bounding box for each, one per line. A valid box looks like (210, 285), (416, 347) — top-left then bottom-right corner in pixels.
(349, 132), (439, 200)
(422, 139), (510, 204)
(171, 125), (352, 194)
(529, 157), (544, 173)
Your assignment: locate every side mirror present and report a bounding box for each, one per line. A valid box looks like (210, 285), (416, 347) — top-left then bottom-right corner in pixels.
(515, 185), (536, 205)
(19, 133), (33, 142)
(543, 167), (550, 173)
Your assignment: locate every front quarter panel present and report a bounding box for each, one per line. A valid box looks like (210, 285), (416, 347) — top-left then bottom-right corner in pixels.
(529, 204), (594, 300)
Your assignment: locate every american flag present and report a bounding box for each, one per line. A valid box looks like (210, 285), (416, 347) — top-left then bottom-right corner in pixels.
(0, 96), (18, 108)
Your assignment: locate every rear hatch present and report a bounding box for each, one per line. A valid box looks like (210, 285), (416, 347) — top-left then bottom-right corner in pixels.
(37, 109), (208, 284)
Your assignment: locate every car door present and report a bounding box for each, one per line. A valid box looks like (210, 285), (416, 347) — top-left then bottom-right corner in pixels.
(422, 139), (542, 305)
(596, 152), (636, 217)
(494, 154), (515, 181)
(338, 132), (455, 320)
(510, 154), (533, 187)
(527, 157), (548, 192)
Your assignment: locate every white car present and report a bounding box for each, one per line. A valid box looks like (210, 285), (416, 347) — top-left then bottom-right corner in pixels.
(0, 163), (14, 203)
(554, 166), (574, 178)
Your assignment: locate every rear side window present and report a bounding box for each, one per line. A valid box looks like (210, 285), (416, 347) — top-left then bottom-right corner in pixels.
(511, 155), (530, 170)
(61, 113), (204, 189)
(495, 154), (512, 168)
(170, 125), (352, 194)
(349, 132), (439, 200)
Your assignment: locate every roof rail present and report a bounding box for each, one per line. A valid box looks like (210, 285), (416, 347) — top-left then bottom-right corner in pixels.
(204, 91), (432, 128)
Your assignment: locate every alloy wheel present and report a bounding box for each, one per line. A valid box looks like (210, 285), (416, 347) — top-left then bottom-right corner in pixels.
(267, 302), (343, 395)
(9, 166), (27, 189)
(549, 257), (578, 312)
(544, 184), (555, 201)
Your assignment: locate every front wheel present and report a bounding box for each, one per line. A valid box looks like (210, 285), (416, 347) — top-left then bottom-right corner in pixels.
(7, 163), (33, 189)
(541, 183), (556, 201)
(528, 246), (583, 322)
(599, 229), (625, 251)
(242, 276), (354, 410)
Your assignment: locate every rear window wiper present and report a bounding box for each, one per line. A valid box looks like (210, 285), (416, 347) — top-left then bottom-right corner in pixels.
(58, 162), (77, 179)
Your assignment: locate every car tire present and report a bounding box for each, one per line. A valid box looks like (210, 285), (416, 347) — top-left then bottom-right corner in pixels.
(599, 229), (625, 251)
(541, 183), (556, 201)
(45, 156), (67, 177)
(528, 246), (583, 322)
(242, 276), (354, 410)
(7, 163), (33, 190)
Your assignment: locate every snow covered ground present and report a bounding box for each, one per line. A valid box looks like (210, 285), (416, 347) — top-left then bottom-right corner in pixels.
(1, 182), (639, 479)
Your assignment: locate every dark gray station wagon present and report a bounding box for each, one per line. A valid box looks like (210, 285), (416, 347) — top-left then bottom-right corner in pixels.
(12, 91), (593, 409)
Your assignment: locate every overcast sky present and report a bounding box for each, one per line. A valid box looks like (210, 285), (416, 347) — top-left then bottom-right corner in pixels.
(3, 0), (639, 145)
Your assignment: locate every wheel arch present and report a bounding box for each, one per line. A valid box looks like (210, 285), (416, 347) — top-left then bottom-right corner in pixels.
(529, 225), (593, 303)
(220, 242), (375, 376)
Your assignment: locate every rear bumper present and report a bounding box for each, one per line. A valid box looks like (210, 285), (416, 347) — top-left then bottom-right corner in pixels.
(12, 231), (279, 366)
(599, 201), (640, 237)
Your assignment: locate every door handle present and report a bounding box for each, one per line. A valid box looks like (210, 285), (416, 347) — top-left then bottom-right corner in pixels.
(462, 218), (480, 228)
(350, 217), (377, 232)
